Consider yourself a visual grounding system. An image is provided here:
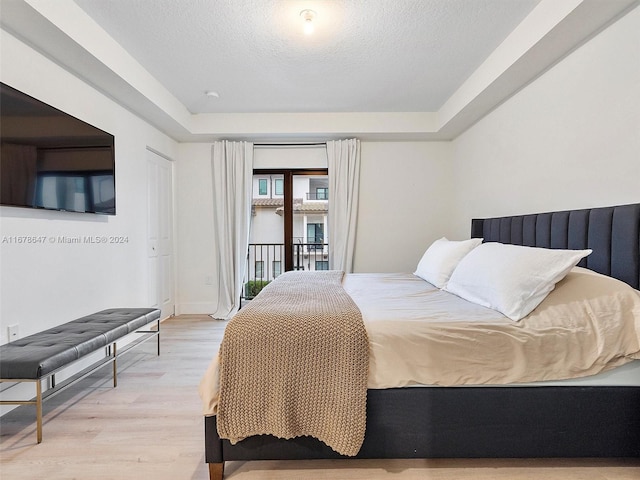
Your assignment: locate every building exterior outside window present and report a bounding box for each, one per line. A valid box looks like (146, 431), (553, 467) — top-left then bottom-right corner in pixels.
(246, 174), (329, 297)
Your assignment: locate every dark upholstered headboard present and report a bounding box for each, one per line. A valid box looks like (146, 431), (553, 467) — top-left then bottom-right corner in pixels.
(471, 203), (640, 290)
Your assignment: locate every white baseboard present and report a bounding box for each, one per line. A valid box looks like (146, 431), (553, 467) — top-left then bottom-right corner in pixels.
(175, 303), (217, 315)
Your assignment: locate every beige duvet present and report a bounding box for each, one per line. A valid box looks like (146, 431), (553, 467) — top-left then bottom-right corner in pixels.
(200, 267), (640, 415)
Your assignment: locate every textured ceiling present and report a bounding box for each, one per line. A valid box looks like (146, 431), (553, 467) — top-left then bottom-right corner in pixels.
(3, 0), (634, 141)
(72, 0), (541, 114)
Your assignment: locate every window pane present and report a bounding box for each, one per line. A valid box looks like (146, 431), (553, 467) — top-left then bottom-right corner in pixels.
(316, 187), (328, 200)
(255, 261), (264, 278)
(307, 223), (324, 251)
(315, 261), (329, 270)
(258, 179), (267, 195)
(307, 223), (324, 243)
(273, 261), (281, 277)
(274, 179), (283, 196)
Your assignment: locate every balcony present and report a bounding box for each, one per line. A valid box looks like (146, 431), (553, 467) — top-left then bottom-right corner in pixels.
(244, 242), (329, 300)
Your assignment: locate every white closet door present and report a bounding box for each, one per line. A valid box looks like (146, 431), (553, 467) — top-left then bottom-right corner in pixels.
(147, 149), (174, 319)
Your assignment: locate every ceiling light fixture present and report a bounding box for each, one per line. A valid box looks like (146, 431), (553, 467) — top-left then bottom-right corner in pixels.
(300, 9), (316, 35)
(205, 91), (219, 98)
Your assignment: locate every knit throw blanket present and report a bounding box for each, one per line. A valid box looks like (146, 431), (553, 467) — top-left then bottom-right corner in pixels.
(217, 270), (369, 456)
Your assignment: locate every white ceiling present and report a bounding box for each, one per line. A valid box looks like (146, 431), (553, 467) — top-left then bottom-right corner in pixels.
(1, 0), (638, 141)
(72, 0), (541, 114)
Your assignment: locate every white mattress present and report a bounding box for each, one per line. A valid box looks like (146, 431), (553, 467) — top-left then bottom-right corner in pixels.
(414, 359), (640, 387)
(494, 358), (640, 387)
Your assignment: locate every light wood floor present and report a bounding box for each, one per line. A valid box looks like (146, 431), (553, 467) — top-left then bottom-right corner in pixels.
(1, 315), (638, 480)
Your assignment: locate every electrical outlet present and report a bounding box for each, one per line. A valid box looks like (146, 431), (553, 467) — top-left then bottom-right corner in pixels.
(205, 275), (213, 285)
(8, 324), (19, 342)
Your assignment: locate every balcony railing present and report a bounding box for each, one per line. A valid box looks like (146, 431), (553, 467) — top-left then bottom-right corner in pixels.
(306, 191), (328, 200)
(243, 242), (329, 300)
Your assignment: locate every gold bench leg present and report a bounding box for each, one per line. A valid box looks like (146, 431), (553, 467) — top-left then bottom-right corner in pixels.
(36, 380), (42, 444)
(112, 343), (117, 388)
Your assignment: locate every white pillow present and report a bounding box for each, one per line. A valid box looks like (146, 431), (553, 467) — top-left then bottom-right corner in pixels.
(414, 237), (483, 288)
(444, 242), (592, 321)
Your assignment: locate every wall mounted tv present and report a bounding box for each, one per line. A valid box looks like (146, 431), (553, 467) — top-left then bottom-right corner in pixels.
(0, 82), (115, 215)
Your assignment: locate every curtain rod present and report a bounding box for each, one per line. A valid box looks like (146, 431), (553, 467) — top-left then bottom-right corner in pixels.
(253, 142), (327, 148)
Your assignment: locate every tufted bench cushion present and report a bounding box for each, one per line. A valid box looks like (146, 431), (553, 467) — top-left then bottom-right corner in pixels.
(0, 308), (161, 380)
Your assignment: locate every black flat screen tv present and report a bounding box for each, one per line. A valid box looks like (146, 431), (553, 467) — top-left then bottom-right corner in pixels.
(0, 82), (115, 215)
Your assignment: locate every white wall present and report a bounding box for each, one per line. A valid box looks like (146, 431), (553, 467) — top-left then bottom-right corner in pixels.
(450, 7), (640, 238)
(0, 29), (178, 344)
(253, 146), (327, 169)
(354, 141), (453, 273)
(174, 143), (217, 314)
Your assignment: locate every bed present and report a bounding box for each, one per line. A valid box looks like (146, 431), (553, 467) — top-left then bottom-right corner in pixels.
(201, 203), (640, 480)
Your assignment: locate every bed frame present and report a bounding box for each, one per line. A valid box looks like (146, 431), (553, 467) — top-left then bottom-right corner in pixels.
(204, 203), (640, 479)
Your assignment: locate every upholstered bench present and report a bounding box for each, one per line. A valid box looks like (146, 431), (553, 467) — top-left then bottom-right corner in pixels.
(0, 308), (161, 443)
